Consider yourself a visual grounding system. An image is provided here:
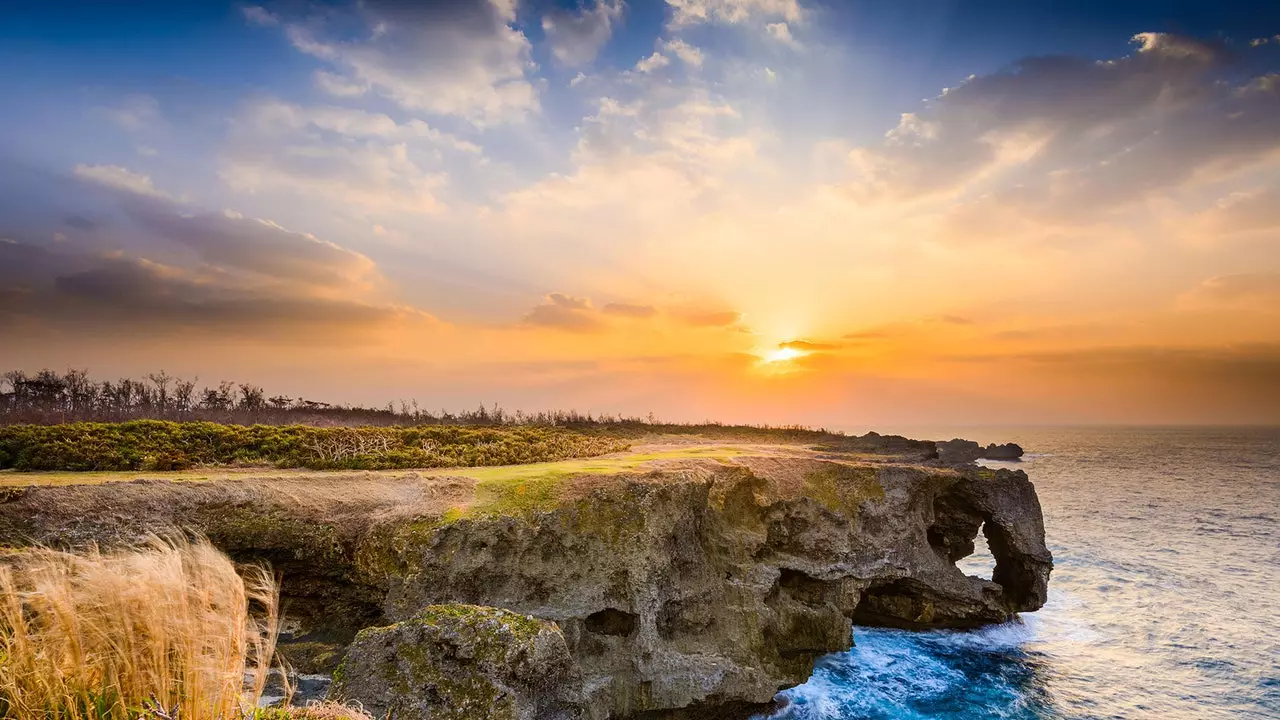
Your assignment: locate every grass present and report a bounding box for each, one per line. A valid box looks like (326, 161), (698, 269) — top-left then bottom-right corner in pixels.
(0, 537), (280, 720)
(428, 445), (750, 519)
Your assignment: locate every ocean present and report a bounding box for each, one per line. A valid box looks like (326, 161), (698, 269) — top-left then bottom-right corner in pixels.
(764, 426), (1280, 720)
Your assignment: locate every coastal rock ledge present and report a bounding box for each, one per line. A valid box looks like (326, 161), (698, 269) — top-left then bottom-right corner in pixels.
(0, 446), (1052, 719)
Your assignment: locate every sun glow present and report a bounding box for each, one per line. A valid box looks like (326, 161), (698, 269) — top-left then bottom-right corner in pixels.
(762, 346), (807, 364)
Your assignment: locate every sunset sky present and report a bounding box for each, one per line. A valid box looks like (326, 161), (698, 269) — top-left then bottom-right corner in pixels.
(2, 0), (1279, 426)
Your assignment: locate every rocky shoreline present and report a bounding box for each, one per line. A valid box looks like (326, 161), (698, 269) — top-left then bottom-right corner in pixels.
(0, 435), (1051, 719)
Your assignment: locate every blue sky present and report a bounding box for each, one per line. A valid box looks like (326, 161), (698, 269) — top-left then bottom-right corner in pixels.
(1, 0), (1278, 424)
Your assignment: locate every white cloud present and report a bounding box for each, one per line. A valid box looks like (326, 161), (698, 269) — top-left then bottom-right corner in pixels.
(219, 100), (467, 214)
(270, 0), (538, 126)
(542, 0), (625, 67)
(766, 22), (799, 48)
(314, 70), (369, 98)
(73, 164), (168, 198)
(635, 51), (671, 73)
(665, 0), (802, 26)
(662, 38), (704, 67)
(633, 38), (703, 74)
(241, 5), (278, 26)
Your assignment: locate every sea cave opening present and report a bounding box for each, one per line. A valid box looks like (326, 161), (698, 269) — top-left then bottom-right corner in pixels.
(957, 522), (998, 582)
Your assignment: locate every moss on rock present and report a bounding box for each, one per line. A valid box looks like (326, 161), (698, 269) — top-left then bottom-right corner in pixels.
(330, 604), (583, 720)
(801, 464), (885, 513)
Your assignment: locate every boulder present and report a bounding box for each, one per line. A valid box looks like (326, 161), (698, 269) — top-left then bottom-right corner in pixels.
(935, 438), (983, 465)
(982, 443), (1024, 460)
(329, 604), (584, 720)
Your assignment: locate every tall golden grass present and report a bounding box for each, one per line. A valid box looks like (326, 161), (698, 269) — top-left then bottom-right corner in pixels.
(0, 537), (281, 720)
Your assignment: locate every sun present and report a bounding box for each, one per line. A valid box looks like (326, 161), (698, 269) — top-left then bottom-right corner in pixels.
(762, 346), (807, 364)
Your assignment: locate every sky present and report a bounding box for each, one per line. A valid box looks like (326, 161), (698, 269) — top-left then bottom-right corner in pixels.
(1, 0), (1279, 427)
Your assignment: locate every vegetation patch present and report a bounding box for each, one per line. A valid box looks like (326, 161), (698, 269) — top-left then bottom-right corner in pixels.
(430, 445), (747, 521)
(0, 538), (280, 720)
(802, 464), (885, 513)
(0, 421), (629, 472)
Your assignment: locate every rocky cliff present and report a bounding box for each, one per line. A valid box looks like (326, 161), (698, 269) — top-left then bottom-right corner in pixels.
(0, 442), (1052, 719)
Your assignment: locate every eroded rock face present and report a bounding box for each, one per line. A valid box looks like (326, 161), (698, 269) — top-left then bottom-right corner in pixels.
(361, 461), (1051, 717)
(330, 605), (583, 720)
(0, 453), (1052, 720)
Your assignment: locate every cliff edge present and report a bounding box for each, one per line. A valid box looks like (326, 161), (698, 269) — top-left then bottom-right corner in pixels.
(0, 441), (1052, 719)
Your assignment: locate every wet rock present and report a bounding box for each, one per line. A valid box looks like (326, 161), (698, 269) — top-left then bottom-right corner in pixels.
(330, 604), (583, 720)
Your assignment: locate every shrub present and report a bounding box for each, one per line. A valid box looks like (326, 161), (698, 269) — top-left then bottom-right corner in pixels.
(0, 538), (279, 720)
(0, 421), (631, 472)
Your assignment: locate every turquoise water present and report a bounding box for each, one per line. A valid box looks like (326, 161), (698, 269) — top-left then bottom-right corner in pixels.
(766, 427), (1280, 720)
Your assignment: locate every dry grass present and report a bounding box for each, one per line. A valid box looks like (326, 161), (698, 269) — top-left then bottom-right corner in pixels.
(256, 702), (374, 720)
(0, 537), (281, 720)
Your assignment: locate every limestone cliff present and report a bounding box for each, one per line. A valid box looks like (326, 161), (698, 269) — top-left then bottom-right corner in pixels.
(0, 443), (1052, 719)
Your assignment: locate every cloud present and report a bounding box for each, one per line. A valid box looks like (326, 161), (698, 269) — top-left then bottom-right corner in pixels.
(1193, 188), (1280, 236)
(520, 293), (744, 332)
(847, 33), (1280, 217)
(523, 293), (602, 331)
(662, 38), (704, 67)
(1177, 274), (1280, 313)
(666, 0), (802, 27)
(635, 51), (671, 73)
(73, 164), (169, 199)
(779, 339), (836, 350)
(0, 241), (424, 341)
(264, 0), (537, 125)
(125, 205), (378, 289)
(102, 94), (161, 132)
(220, 99), (471, 213)
(603, 302), (658, 318)
(543, 0), (624, 67)
(314, 70), (368, 97)
(63, 216), (97, 231)
(675, 309), (741, 327)
(0, 162), (427, 340)
(632, 38), (702, 73)
(765, 22), (798, 48)
(241, 5), (278, 26)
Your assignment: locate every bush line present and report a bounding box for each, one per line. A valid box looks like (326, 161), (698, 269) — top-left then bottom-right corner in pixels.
(0, 421), (631, 472)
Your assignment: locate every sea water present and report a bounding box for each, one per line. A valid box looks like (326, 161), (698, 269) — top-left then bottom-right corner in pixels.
(765, 426), (1280, 720)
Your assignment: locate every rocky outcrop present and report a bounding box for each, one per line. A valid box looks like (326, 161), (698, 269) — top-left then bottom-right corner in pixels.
(981, 443), (1024, 460)
(0, 448), (1051, 719)
(934, 439), (984, 465)
(331, 604), (583, 720)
